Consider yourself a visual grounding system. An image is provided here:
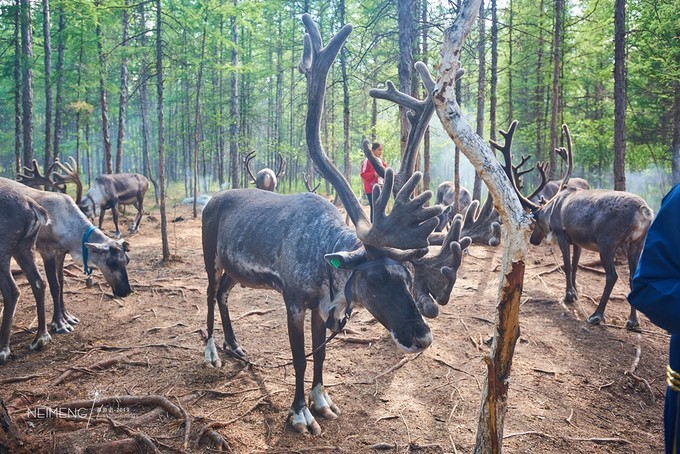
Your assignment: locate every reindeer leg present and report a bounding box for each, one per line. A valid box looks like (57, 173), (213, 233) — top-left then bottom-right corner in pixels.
(286, 304), (321, 435)
(0, 261), (19, 364)
(204, 269), (222, 368)
(130, 197), (143, 233)
(624, 241), (644, 330)
(215, 273), (245, 357)
(571, 244), (582, 295)
(308, 307), (340, 419)
(13, 247), (50, 351)
(587, 247), (618, 325)
(45, 257), (73, 333)
(558, 237), (577, 303)
(98, 207), (106, 229)
(111, 202), (122, 238)
(57, 254), (78, 325)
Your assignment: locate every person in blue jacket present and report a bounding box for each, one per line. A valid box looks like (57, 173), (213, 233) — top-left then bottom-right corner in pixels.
(629, 183), (680, 454)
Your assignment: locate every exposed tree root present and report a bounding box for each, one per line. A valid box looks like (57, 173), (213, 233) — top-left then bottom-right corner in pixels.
(50, 354), (148, 387)
(0, 374), (43, 385)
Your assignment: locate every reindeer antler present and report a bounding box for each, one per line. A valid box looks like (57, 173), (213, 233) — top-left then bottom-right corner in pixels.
(526, 162), (550, 201)
(243, 150), (258, 184)
(275, 153), (286, 178)
(52, 157), (83, 204)
(17, 160), (63, 191)
(299, 14), (442, 254)
(302, 172), (321, 193)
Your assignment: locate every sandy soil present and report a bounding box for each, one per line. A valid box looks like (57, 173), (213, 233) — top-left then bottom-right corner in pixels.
(0, 203), (666, 453)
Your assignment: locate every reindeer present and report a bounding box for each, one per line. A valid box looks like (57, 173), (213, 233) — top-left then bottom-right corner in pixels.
(78, 173), (150, 238)
(530, 176), (590, 203)
(0, 182), (51, 364)
(201, 15), (467, 435)
(433, 182), (472, 232)
(244, 151), (286, 191)
(498, 123), (653, 329)
(302, 172), (321, 193)
(4, 176), (132, 334)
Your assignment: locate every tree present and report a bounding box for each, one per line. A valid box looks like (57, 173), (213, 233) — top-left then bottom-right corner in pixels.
(14, 0), (22, 174)
(473, 0), (486, 201)
(20, 0), (34, 167)
(95, 0), (112, 174)
(157, 0), (170, 261)
(115, 0), (130, 173)
(397, 0), (415, 155)
(613, 0), (626, 190)
(193, 20), (207, 218)
(42, 0), (53, 171)
(548, 0), (564, 179)
(53, 6), (65, 162)
(229, 0), (239, 189)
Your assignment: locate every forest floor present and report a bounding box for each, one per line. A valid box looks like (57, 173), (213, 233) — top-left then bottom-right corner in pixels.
(0, 202), (666, 453)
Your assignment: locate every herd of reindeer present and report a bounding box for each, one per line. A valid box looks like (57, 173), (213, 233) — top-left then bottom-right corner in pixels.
(0, 15), (654, 436)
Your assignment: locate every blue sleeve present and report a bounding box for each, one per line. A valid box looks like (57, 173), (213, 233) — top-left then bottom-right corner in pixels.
(629, 184), (680, 333)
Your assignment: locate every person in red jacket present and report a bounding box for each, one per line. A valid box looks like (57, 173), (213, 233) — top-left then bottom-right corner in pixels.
(360, 142), (386, 222)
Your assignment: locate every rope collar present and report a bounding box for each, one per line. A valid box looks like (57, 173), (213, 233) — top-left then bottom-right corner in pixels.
(82, 225), (97, 277)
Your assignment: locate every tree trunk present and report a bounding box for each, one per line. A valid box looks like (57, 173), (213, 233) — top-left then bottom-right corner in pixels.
(548, 0), (563, 180)
(339, 0), (351, 181)
(14, 0), (22, 174)
(371, 97), (377, 142)
(53, 6), (65, 162)
(672, 79), (680, 185)
(115, 0), (130, 173)
(422, 0), (431, 192)
(229, 0), (239, 189)
(193, 23), (207, 218)
(95, 1), (112, 174)
(473, 0), (486, 201)
(42, 0), (53, 171)
(489, 0), (498, 142)
(533, 0), (546, 177)
(398, 0), (415, 156)
(156, 0), (170, 261)
(613, 0), (627, 190)
(507, 0), (513, 123)
(139, 3), (159, 205)
(432, 1), (534, 452)
(20, 0), (34, 168)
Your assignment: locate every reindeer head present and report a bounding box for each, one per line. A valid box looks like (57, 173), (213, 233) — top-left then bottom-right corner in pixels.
(84, 238), (132, 297)
(244, 151), (286, 191)
(300, 14), (443, 352)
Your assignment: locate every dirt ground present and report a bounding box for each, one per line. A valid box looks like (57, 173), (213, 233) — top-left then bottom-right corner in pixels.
(0, 202), (667, 453)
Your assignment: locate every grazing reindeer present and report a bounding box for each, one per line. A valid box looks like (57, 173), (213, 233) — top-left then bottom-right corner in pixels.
(244, 151), (286, 191)
(79, 173), (150, 238)
(4, 177), (132, 333)
(202, 15), (460, 435)
(498, 123), (654, 329)
(0, 182), (51, 364)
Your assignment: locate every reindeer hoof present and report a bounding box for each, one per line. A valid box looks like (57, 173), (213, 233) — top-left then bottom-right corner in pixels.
(309, 384), (340, 419)
(203, 338), (222, 368)
(0, 347), (11, 365)
(114, 232), (123, 239)
(223, 340), (247, 358)
(625, 319), (641, 331)
(64, 311), (80, 325)
(51, 319), (75, 333)
(29, 332), (52, 351)
(563, 293), (577, 304)
(290, 406), (322, 435)
(586, 313), (604, 325)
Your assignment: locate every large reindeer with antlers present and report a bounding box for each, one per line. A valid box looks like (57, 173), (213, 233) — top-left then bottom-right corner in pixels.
(201, 15), (468, 435)
(498, 123), (653, 329)
(244, 151), (286, 191)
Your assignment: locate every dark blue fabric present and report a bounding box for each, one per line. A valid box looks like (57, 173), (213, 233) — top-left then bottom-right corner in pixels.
(629, 183), (680, 454)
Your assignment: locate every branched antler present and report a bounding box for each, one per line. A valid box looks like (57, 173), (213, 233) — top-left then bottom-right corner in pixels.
(52, 157), (83, 204)
(243, 151), (258, 185)
(275, 153), (286, 178)
(17, 160), (62, 191)
(302, 172), (320, 193)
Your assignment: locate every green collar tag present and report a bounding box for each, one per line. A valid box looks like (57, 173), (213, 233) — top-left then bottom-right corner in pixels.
(329, 258), (341, 269)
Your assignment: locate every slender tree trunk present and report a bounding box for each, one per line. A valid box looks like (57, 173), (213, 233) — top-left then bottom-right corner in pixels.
(53, 7), (65, 162)
(507, 0), (513, 123)
(371, 97), (377, 142)
(432, 2), (533, 452)
(672, 80), (680, 185)
(156, 0), (170, 260)
(422, 0), (431, 192)
(14, 0), (22, 174)
(339, 0), (351, 181)
(489, 0), (498, 143)
(115, 0), (130, 173)
(533, 0), (545, 176)
(276, 16), (283, 159)
(549, 0), (564, 180)
(229, 0), (239, 189)
(95, 1), (112, 174)
(193, 23), (207, 218)
(42, 0), (53, 170)
(85, 118), (91, 185)
(473, 0), (486, 201)
(75, 30), (84, 171)
(20, 0), (34, 167)
(398, 0), (415, 156)
(613, 0), (627, 190)
(139, 3), (159, 204)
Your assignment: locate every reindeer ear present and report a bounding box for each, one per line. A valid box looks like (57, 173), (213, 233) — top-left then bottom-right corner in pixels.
(118, 240), (131, 252)
(85, 242), (109, 253)
(324, 249), (367, 270)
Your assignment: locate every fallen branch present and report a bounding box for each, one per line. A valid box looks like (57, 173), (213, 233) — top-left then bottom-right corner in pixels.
(0, 374), (42, 385)
(370, 442), (397, 450)
(50, 353), (147, 386)
(146, 322), (189, 334)
(578, 264), (606, 275)
(357, 353), (422, 384)
(338, 336), (381, 344)
(233, 308), (277, 321)
(20, 395), (183, 421)
(503, 431), (631, 444)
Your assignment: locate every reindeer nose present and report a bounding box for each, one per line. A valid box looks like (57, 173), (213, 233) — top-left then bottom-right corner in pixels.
(413, 331), (433, 350)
